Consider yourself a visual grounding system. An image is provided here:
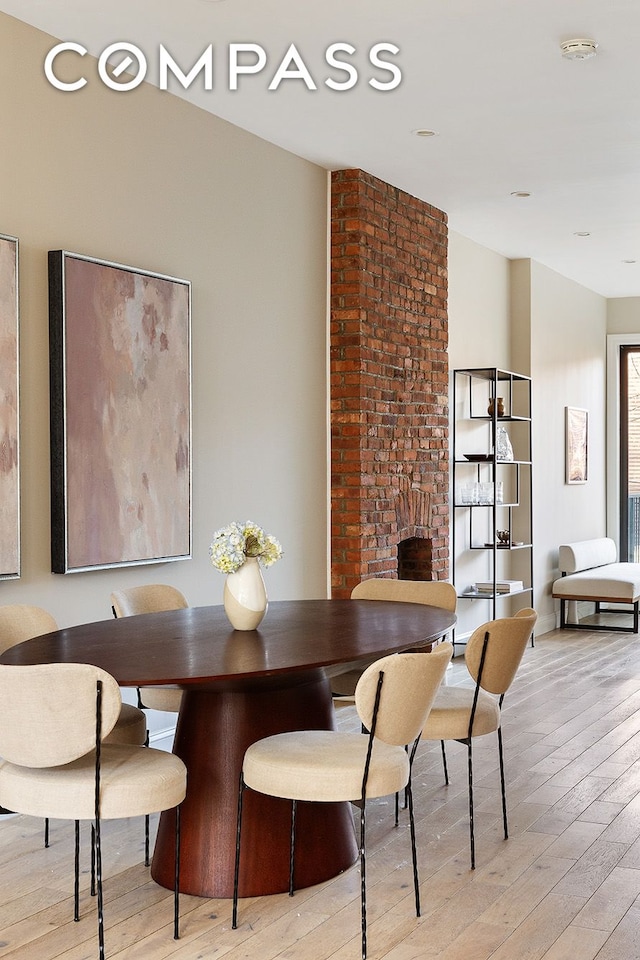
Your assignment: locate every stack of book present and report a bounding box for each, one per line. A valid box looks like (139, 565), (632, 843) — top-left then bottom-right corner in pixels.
(475, 579), (524, 594)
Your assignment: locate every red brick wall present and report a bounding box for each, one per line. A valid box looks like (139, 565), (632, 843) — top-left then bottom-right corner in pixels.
(330, 169), (449, 598)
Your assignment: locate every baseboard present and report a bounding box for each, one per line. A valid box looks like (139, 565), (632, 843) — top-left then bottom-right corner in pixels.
(536, 612), (557, 636)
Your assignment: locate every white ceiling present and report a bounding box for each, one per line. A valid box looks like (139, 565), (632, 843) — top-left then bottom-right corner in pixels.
(4, 0), (640, 298)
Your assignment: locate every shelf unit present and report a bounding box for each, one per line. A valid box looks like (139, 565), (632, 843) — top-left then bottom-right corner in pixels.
(452, 367), (533, 624)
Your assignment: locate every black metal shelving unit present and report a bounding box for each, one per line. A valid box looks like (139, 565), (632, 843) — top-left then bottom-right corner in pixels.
(452, 367), (533, 626)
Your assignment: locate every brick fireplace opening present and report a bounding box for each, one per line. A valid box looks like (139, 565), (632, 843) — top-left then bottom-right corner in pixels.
(398, 537), (433, 581)
(330, 169), (449, 598)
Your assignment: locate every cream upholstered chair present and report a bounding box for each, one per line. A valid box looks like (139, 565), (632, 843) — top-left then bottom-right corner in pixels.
(0, 605), (146, 745)
(0, 661), (186, 958)
(331, 578), (457, 701)
(0, 605), (147, 832)
(110, 585), (188, 713)
(422, 609), (537, 869)
(232, 642), (453, 960)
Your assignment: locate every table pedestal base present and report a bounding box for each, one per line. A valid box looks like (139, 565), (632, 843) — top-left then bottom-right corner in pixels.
(151, 672), (359, 898)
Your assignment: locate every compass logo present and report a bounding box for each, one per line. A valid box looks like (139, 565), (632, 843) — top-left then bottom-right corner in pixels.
(44, 41), (402, 93)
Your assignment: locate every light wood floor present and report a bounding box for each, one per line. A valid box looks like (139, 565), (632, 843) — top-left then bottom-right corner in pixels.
(3, 624), (640, 959)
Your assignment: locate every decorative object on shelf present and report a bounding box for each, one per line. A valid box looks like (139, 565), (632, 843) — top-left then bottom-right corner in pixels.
(496, 425), (514, 461)
(210, 521), (283, 630)
(475, 579), (524, 594)
(464, 453), (492, 462)
(459, 482), (479, 504)
(479, 482), (493, 504)
(497, 529), (510, 544)
(565, 406), (588, 484)
(487, 396), (505, 417)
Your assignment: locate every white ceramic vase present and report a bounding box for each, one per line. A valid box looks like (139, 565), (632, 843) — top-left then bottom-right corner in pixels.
(223, 556), (268, 630)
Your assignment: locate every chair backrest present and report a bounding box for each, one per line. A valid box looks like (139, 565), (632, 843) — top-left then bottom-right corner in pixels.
(355, 642), (452, 746)
(0, 604), (58, 656)
(464, 610), (537, 696)
(111, 584), (188, 618)
(0, 662), (121, 768)
(351, 578), (457, 612)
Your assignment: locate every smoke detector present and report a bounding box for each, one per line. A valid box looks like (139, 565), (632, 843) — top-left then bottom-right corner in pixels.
(560, 38), (598, 60)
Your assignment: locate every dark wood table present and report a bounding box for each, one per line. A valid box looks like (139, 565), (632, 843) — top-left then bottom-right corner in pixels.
(0, 599), (455, 898)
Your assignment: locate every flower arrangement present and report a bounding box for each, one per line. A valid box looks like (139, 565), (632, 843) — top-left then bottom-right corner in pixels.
(209, 521), (283, 574)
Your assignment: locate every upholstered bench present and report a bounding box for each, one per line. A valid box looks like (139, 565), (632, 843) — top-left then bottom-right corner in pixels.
(552, 537), (640, 633)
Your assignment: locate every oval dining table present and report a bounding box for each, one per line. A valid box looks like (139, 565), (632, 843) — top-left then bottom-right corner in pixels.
(0, 598), (455, 899)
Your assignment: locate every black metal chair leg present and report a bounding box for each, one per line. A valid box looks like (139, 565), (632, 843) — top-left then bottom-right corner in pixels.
(406, 779), (420, 918)
(95, 813), (104, 960)
(467, 740), (475, 870)
(232, 775), (245, 929)
(44, 817), (50, 848)
(91, 823), (96, 896)
(359, 801), (367, 960)
(74, 820), (80, 922)
(174, 806), (181, 939)
(440, 740), (449, 784)
(394, 790), (399, 826)
(144, 814), (150, 867)
(497, 726), (508, 840)
(289, 800), (297, 897)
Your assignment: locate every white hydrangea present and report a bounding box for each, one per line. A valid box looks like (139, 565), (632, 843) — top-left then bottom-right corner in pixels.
(209, 521), (283, 573)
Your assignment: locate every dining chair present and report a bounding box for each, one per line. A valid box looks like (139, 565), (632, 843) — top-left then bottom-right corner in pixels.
(331, 578), (457, 703)
(421, 608), (537, 869)
(110, 584), (188, 713)
(0, 661), (186, 960)
(0, 604), (147, 838)
(232, 641), (453, 960)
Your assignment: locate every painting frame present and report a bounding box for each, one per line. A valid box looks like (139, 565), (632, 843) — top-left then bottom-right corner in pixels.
(565, 406), (588, 485)
(49, 250), (192, 573)
(0, 234), (20, 580)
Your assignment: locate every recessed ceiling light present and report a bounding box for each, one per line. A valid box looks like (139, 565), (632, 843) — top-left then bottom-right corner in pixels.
(560, 38), (598, 60)
(510, 191), (531, 198)
(622, 259), (637, 264)
(412, 129), (438, 137)
(574, 231), (591, 237)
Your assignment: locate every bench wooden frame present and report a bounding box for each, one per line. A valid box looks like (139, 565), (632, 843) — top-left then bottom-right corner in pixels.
(552, 538), (640, 634)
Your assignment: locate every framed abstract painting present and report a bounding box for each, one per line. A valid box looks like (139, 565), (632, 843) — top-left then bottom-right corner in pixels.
(0, 234), (19, 579)
(49, 251), (191, 573)
(565, 406), (588, 485)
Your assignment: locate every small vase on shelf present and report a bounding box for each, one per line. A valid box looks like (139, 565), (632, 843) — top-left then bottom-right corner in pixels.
(223, 557), (267, 631)
(487, 397), (505, 417)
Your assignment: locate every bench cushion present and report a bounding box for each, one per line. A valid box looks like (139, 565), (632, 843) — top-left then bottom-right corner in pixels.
(558, 537), (617, 574)
(552, 563), (640, 603)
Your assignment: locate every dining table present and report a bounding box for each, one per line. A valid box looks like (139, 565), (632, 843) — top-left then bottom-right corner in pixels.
(0, 598), (455, 899)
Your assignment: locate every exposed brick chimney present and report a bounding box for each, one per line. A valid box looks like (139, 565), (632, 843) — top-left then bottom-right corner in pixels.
(330, 169), (449, 598)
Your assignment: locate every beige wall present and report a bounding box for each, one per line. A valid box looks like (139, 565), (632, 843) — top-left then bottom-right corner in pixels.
(448, 231), (511, 370)
(0, 13), (330, 631)
(528, 261), (607, 633)
(608, 297), (640, 333)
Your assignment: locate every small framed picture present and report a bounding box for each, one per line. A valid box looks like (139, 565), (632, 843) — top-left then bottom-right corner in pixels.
(565, 406), (588, 484)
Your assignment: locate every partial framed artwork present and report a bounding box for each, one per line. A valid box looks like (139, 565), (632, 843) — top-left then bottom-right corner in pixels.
(49, 251), (191, 573)
(565, 406), (588, 484)
(0, 235), (19, 579)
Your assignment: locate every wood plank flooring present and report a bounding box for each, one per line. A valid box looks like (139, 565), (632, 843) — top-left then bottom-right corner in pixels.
(3, 625), (640, 959)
